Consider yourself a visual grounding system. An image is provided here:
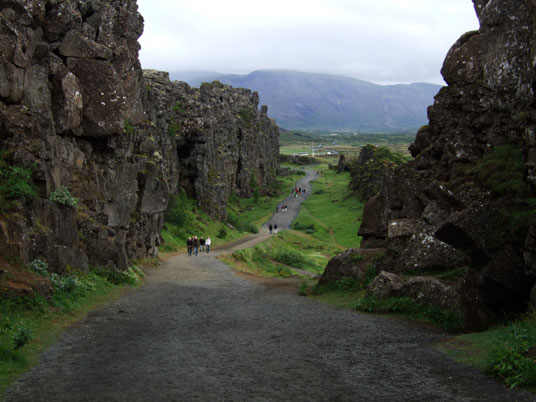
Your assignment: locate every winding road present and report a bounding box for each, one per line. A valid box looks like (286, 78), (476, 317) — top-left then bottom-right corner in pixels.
(5, 170), (534, 402)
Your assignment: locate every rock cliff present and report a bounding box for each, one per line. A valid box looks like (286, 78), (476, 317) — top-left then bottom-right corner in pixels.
(355, 0), (536, 330)
(0, 0), (279, 276)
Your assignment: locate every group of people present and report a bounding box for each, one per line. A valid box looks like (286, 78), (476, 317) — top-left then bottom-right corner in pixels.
(268, 223), (278, 234)
(275, 205), (288, 213)
(186, 235), (211, 256)
(291, 187), (305, 197)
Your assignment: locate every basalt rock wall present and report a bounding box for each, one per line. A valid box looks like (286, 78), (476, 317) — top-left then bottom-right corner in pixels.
(357, 0), (536, 329)
(0, 0), (279, 274)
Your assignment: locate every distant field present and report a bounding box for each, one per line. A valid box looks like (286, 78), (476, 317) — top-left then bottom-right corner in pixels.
(280, 131), (415, 157)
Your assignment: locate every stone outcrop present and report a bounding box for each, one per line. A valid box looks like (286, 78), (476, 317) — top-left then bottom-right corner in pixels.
(317, 248), (385, 286)
(355, 0), (536, 329)
(144, 72), (279, 220)
(0, 0), (279, 275)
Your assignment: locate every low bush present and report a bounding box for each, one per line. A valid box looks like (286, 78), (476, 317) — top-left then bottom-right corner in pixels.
(274, 249), (308, 269)
(49, 186), (77, 208)
(227, 212), (258, 234)
(484, 313), (536, 388)
(355, 295), (464, 332)
(293, 221), (316, 234)
(12, 327), (33, 350)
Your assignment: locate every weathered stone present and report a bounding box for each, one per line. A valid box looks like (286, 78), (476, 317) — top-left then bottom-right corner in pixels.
(59, 30), (113, 60)
(395, 224), (467, 273)
(318, 248), (385, 286)
(401, 276), (461, 311)
(67, 57), (130, 137)
(366, 271), (405, 299)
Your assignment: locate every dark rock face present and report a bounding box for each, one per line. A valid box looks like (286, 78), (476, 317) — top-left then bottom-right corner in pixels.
(0, 1), (279, 273)
(356, 0), (536, 328)
(143, 72), (279, 220)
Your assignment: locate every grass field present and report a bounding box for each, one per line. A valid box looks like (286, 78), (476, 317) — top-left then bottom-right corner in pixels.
(222, 163), (363, 277)
(293, 165), (363, 249)
(280, 132), (415, 158)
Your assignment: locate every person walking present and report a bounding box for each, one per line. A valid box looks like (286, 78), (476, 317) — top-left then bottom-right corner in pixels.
(186, 237), (193, 256)
(274, 223), (278, 234)
(269, 224), (273, 234)
(193, 236), (199, 256)
(205, 237), (211, 253)
(200, 236), (206, 252)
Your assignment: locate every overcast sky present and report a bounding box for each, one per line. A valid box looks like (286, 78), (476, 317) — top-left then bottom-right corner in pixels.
(137, 0), (479, 85)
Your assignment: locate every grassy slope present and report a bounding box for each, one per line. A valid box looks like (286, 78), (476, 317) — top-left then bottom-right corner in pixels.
(294, 165), (363, 249)
(221, 164), (364, 277)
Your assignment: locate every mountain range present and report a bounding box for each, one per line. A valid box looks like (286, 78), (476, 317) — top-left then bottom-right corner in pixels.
(169, 70), (441, 133)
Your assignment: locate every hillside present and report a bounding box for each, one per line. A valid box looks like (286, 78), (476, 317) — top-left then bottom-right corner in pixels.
(170, 70), (441, 132)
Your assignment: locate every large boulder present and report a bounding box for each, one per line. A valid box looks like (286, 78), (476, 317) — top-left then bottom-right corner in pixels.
(318, 248), (385, 286)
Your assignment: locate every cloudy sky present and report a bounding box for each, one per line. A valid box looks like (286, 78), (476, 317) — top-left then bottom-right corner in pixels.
(137, 0), (479, 85)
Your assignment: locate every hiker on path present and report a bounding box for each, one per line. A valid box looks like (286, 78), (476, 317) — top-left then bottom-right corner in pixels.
(276, 206), (278, 213)
(193, 236), (199, 256)
(200, 236), (206, 252)
(274, 224), (278, 234)
(269, 224), (273, 234)
(205, 237), (211, 253)
(187, 237), (193, 256)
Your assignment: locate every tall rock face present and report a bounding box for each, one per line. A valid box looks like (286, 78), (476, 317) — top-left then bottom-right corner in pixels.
(0, 0), (279, 273)
(143, 71), (279, 220)
(358, 0), (536, 329)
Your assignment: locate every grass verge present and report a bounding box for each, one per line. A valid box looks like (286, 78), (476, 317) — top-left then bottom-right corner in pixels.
(0, 266), (143, 397)
(439, 311), (536, 391)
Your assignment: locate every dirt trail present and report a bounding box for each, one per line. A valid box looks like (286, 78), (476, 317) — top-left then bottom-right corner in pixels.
(5, 171), (535, 402)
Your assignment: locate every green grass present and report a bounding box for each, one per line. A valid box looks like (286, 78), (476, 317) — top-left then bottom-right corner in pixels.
(221, 230), (336, 278)
(440, 311), (536, 390)
(294, 165), (364, 249)
(161, 171), (308, 253)
(355, 295), (464, 333)
(0, 268), (141, 397)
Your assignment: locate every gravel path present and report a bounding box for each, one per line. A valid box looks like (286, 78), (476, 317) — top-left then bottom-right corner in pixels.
(5, 170), (535, 402)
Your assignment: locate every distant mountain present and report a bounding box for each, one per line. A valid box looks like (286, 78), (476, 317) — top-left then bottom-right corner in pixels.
(169, 70), (441, 132)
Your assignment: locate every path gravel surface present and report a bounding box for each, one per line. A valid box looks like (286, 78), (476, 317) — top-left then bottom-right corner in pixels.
(5, 170), (535, 402)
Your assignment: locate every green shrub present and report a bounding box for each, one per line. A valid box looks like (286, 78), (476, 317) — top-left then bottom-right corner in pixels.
(0, 159), (36, 212)
(168, 121), (180, 138)
(123, 119), (134, 134)
(30, 259), (49, 277)
(472, 145), (528, 198)
(364, 264), (379, 287)
(485, 317), (536, 388)
(49, 186), (77, 208)
(13, 326), (33, 350)
(50, 273), (77, 293)
(293, 222), (316, 233)
(218, 227), (228, 238)
(274, 249), (308, 268)
(227, 212), (258, 234)
(355, 295), (464, 332)
(165, 192), (188, 227)
(91, 267), (138, 286)
(298, 281), (309, 296)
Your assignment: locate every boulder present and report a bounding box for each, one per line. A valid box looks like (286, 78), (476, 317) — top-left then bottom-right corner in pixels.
(318, 248), (385, 286)
(366, 271), (405, 299)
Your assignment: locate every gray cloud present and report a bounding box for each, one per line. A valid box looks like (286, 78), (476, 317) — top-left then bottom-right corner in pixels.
(137, 0), (479, 84)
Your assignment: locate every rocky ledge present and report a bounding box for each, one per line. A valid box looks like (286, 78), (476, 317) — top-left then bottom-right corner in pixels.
(324, 0), (536, 331)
